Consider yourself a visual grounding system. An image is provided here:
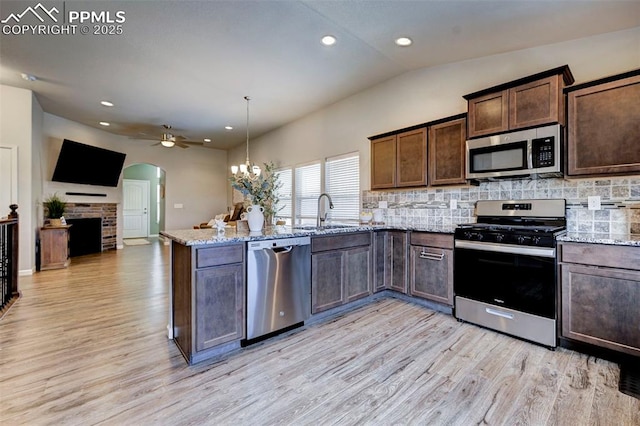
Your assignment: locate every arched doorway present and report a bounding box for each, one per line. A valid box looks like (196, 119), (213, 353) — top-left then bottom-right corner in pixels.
(122, 163), (166, 239)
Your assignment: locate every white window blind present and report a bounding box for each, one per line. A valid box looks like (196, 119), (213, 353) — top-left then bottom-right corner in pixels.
(295, 162), (321, 224)
(274, 168), (292, 225)
(325, 153), (360, 223)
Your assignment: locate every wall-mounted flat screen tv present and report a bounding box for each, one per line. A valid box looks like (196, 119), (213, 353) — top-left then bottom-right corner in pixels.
(52, 139), (127, 187)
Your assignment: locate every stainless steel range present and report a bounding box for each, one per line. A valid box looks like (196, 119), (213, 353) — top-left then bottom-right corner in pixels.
(453, 199), (566, 348)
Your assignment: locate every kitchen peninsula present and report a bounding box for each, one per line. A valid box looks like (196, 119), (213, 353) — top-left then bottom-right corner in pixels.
(161, 224), (456, 364)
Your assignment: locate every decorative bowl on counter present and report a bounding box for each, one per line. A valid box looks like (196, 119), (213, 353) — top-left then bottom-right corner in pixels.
(360, 211), (373, 223)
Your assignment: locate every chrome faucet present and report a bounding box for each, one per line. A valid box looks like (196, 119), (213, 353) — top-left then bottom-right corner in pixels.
(316, 193), (334, 228)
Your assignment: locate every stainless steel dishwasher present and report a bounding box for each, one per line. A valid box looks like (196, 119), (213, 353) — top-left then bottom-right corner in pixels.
(246, 236), (311, 341)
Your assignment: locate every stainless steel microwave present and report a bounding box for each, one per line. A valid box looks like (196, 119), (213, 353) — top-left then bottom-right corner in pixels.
(465, 124), (563, 180)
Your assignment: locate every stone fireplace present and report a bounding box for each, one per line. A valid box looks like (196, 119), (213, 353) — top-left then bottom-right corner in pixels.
(63, 203), (117, 251)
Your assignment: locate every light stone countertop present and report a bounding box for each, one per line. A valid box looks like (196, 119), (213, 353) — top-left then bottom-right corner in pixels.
(557, 232), (640, 247)
(160, 224), (457, 246)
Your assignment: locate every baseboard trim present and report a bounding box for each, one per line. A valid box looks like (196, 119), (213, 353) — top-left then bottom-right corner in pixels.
(19, 269), (33, 276)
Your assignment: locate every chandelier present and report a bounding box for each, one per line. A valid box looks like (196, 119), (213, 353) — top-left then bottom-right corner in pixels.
(230, 96), (261, 177)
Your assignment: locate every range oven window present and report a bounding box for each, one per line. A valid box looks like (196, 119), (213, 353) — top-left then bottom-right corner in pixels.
(470, 140), (528, 173)
(454, 247), (556, 319)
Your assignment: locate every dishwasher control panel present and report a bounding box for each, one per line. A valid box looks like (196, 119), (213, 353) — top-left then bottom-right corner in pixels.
(247, 236), (311, 250)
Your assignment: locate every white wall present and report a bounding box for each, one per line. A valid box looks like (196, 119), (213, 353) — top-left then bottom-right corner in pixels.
(42, 114), (229, 237)
(0, 85), (36, 273)
(229, 27), (640, 195)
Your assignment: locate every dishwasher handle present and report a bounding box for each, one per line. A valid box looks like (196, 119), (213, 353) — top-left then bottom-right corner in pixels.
(272, 246), (293, 254)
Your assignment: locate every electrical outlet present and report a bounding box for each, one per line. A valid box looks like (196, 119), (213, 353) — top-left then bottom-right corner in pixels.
(450, 199), (458, 210)
(587, 196), (601, 210)
(174, 203), (183, 209)
(378, 201), (388, 209)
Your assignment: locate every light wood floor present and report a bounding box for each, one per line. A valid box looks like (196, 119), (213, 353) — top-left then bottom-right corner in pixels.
(1, 240), (638, 425)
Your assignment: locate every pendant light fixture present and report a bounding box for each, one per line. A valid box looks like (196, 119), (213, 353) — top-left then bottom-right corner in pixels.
(230, 96), (261, 177)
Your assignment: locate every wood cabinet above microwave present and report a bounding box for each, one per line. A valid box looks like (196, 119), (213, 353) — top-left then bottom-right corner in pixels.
(565, 69), (640, 177)
(464, 65), (574, 139)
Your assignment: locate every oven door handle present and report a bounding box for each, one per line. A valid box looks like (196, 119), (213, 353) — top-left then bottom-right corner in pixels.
(454, 240), (555, 258)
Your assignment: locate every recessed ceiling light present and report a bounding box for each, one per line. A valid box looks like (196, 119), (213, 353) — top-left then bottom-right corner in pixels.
(225, 126), (233, 130)
(395, 37), (413, 47)
(99, 121), (110, 126)
(100, 100), (114, 107)
(21, 73), (37, 81)
(321, 35), (337, 46)
(203, 138), (211, 143)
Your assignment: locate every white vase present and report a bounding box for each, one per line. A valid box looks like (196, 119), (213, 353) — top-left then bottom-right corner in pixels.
(246, 204), (265, 232)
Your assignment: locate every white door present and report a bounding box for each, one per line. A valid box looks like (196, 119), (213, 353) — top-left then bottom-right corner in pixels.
(0, 146), (18, 218)
(123, 179), (150, 239)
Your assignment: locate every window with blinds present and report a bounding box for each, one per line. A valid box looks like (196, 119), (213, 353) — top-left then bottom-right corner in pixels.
(325, 153), (360, 223)
(295, 162), (321, 225)
(274, 168), (292, 225)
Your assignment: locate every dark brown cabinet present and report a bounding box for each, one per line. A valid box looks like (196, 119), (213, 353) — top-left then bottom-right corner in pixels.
(370, 135), (397, 189)
(467, 90), (509, 138)
(397, 128), (427, 187)
(311, 232), (372, 313)
(409, 232), (454, 306)
(465, 66), (574, 139)
(172, 242), (244, 364)
(566, 70), (640, 176)
(195, 263), (244, 351)
(559, 242), (640, 357)
(373, 230), (408, 293)
(40, 225), (71, 270)
(428, 116), (467, 186)
(370, 128), (426, 189)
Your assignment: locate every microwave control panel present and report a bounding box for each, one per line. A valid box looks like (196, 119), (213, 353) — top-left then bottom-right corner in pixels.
(532, 136), (555, 168)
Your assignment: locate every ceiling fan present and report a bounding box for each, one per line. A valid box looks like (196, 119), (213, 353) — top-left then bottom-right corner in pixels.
(130, 124), (205, 149)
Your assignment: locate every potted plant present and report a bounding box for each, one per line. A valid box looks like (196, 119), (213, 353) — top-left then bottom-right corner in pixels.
(229, 162), (282, 231)
(44, 193), (67, 227)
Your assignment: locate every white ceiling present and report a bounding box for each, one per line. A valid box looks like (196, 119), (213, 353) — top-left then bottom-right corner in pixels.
(1, 1), (639, 150)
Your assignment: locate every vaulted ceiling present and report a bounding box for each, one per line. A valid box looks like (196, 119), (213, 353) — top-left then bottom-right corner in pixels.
(1, 1), (638, 150)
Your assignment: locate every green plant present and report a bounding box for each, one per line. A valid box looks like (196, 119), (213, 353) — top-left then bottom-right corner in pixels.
(44, 193), (67, 219)
(229, 162), (282, 222)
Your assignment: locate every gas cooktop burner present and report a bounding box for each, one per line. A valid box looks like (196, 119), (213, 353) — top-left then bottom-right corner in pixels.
(455, 199), (567, 248)
(457, 223), (566, 234)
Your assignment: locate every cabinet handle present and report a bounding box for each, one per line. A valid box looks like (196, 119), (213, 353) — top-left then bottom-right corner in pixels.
(419, 251), (444, 261)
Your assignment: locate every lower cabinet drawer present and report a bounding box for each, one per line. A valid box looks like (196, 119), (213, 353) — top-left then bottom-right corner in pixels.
(311, 232), (371, 253)
(560, 242), (640, 271)
(410, 232), (453, 249)
(196, 244), (244, 268)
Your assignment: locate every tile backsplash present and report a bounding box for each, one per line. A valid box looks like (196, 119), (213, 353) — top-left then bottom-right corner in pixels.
(363, 176), (640, 235)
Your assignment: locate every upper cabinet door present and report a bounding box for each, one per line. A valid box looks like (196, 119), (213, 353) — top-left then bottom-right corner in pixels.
(371, 135), (397, 189)
(509, 75), (562, 130)
(465, 66), (574, 139)
(567, 72), (640, 176)
(428, 117), (467, 186)
(396, 128), (427, 187)
(467, 90), (509, 138)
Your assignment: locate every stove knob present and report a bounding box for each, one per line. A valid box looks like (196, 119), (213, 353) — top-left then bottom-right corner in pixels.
(517, 235), (527, 244)
(464, 231), (472, 239)
(532, 236), (541, 245)
(495, 234), (504, 243)
(475, 233), (484, 241)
